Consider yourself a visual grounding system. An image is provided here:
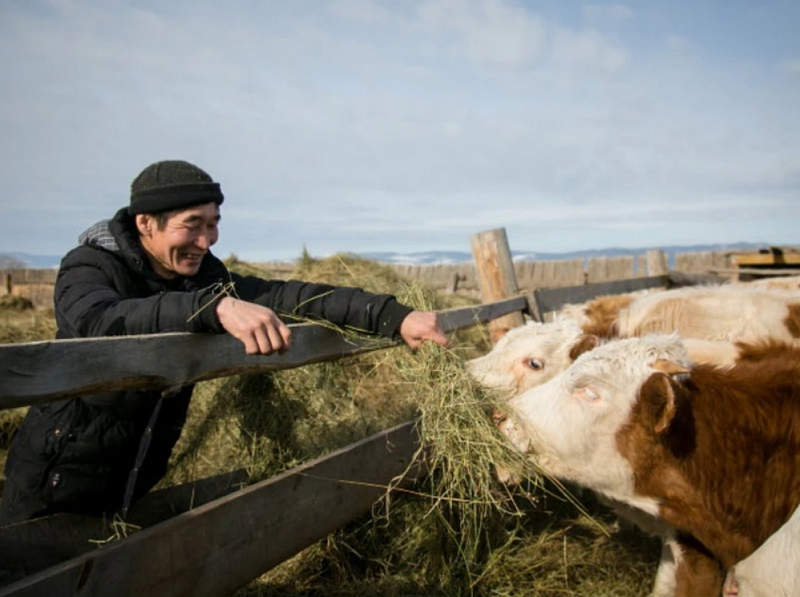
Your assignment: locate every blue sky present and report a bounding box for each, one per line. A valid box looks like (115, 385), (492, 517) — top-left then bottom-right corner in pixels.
(1, 0), (799, 262)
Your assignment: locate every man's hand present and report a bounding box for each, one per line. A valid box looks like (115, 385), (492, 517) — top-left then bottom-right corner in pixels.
(398, 311), (448, 350)
(215, 297), (292, 355)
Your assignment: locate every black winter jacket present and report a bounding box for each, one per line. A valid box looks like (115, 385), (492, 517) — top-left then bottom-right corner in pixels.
(0, 208), (412, 524)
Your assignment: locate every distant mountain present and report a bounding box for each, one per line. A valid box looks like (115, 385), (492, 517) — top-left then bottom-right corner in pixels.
(0, 242), (769, 269)
(0, 252), (61, 268)
(360, 242), (768, 267)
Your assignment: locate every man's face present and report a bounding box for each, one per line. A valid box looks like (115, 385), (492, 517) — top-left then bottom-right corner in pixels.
(138, 202), (221, 278)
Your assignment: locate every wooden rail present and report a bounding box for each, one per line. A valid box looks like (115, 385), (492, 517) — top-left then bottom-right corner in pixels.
(0, 297), (527, 411)
(0, 422), (422, 597)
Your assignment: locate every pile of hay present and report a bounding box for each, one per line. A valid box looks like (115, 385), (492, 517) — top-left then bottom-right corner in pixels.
(163, 253), (659, 596)
(234, 307), (659, 597)
(0, 295), (35, 312)
(0, 253), (660, 595)
(165, 254), (462, 485)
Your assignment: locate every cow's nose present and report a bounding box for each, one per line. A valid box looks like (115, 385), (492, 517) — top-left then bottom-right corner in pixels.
(492, 409), (508, 425)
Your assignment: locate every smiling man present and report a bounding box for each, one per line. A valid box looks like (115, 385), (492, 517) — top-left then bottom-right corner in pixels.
(0, 160), (448, 526)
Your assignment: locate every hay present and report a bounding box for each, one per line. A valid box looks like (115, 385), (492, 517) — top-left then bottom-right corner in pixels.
(393, 338), (546, 587)
(0, 254), (660, 596)
(0, 295), (35, 311)
(231, 272), (659, 596)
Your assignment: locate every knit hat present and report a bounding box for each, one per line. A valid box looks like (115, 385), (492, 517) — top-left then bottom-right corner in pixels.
(128, 160), (225, 215)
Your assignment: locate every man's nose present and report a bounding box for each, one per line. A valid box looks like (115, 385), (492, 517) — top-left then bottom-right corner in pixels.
(195, 231), (211, 250)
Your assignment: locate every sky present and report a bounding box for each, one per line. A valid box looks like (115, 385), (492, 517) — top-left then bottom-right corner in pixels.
(1, 0), (799, 263)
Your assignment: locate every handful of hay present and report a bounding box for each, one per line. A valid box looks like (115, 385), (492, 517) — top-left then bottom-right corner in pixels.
(379, 285), (548, 589)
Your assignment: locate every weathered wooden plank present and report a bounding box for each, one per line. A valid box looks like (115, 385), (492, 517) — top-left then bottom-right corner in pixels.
(734, 253), (800, 266)
(436, 296), (529, 332)
(646, 249), (669, 276)
(710, 267), (800, 277)
(0, 469), (249, 585)
(0, 323), (396, 410)
(0, 299), (528, 411)
(470, 228), (525, 342)
(0, 420), (423, 597)
(533, 275), (669, 315)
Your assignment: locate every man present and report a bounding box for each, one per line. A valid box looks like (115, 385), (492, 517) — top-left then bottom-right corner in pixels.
(0, 160), (447, 526)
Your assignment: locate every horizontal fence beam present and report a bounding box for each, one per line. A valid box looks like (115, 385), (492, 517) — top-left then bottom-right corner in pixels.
(0, 470), (250, 584)
(436, 295), (529, 332)
(0, 298), (532, 411)
(532, 275), (669, 316)
(0, 420), (423, 597)
(0, 324), (395, 410)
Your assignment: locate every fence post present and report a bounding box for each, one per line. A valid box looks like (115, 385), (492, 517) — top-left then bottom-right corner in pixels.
(470, 228), (525, 343)
(5, 273), (11, 296)
(646, 249), (668, 276)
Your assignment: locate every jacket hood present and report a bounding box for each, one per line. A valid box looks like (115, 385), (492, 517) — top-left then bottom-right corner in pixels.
(77, 208), (150, 274)
(78, 207), (142, 254)
(78, 218), (119, 252)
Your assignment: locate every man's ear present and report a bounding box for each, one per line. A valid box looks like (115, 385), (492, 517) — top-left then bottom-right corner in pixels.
(135, 214), (153, 236)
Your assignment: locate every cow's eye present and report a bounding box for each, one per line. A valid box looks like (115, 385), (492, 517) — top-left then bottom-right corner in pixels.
(525, 358), (544, 371)
(577, 386), (600, 401)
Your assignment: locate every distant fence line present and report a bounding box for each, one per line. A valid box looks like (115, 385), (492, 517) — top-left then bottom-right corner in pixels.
(386, 250), (733, 297)
(0, 250), (733, 308)
(0, 268), (58, 308)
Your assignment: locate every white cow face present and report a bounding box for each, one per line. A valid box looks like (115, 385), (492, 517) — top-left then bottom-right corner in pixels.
(467, 319), (598, 399)
(498, 334), (693, 499)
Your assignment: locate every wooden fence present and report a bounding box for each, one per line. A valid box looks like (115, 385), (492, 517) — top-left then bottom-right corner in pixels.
(2, 228), (789, 595)
(0, 247), (730, 310)
(0, 294), (545, 595)
(387, 248), (734, 297)
(0, 243), (681, 595)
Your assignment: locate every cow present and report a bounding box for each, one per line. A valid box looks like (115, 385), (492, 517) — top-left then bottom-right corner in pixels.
(555, 284), (800, 344)
(615, 284), (800, 343)
(467, 319), (741, 401)
(740, 275), (800, 292)
(468, 322), (740, 596)
(495, 334), (800, 596)
(557, 289), (661, 338)
(723, 502), (800, 597)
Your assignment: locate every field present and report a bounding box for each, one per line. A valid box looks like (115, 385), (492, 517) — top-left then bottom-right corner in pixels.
(0, 255), (660, 596)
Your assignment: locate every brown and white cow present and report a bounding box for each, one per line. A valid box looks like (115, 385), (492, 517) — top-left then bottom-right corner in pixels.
(615, 284), (800, 343)
(467, 319), (741, 401)
(723, 501), (800, 597)
(468, 322), (738, 596)
(741, 275), (800, 292)
(557, 289), (661, 338)
(555, 284), (800, 344)
(496, 334), (800, 596)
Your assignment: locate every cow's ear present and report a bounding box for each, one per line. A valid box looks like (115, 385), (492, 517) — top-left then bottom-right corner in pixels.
(569, 334), (600, 361)
(639, 372), (680, 435)
(651, 359), (689, 376)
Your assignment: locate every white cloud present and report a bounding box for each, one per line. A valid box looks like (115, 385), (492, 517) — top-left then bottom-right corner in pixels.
(783, 57), (800, 75)
(550, 25), (628, 73)
(584, 3), (635, 25)
(416, 0), (547, 69)
(1, 0), (799, 261)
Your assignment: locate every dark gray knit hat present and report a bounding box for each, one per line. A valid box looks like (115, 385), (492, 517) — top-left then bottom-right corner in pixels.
(128, 160), (225, 215)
